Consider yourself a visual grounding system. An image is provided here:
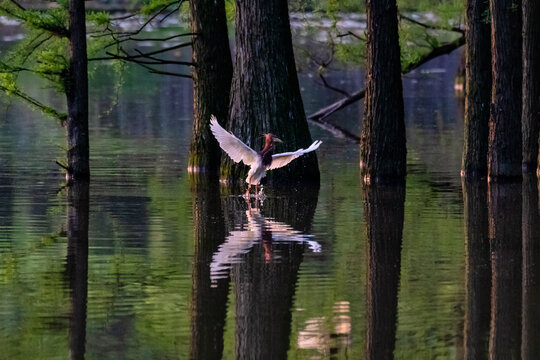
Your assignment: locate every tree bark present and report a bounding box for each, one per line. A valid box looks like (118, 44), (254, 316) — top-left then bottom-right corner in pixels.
(221, 0), (319, 188)
(521, 0), (540, 173)
(188, 0), (233, 176)
(66, 0), (90, 181)
(462, 179), (490, 359)
(360, 0), (406, 183)
(487, 0), (522, 179)
(461, 0), (492, 178)
(363, 183), (405, 360)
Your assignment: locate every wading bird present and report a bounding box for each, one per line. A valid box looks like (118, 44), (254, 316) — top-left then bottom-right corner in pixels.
(210, 115), (322, 195)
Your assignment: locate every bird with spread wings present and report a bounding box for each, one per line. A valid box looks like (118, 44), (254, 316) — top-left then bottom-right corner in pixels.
(210, 115), (322, 195)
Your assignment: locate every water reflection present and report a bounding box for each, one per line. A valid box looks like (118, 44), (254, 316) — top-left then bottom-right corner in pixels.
(190, 181), (229, 360)
(521, 175), (540, 360)
(224, 189), (319, 359)
(66, 181), (89, 360)
(488, 181), (522, 359)
(462, 179), (490, 359)
(363, 183), (405, 360)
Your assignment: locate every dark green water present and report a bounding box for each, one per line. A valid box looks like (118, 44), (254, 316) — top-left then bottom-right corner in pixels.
(1, 24), (539, 360)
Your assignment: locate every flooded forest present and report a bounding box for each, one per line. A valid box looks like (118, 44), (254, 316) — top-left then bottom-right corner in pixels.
(0, 0), (539, 359)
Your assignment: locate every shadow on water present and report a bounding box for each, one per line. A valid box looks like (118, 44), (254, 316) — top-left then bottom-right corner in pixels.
(363, 182), (405, 360)
(218, 186), (319, 360)
(66, 181), (89, 360)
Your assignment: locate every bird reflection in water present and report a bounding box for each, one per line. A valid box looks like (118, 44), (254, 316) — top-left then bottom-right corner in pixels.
(210, 202), (321, 286)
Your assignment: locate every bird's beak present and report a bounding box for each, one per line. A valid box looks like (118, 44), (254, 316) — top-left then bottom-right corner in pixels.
(274, 137), (283, 143)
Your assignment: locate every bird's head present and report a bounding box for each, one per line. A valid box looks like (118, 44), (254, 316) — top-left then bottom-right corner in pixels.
(263, 133), (283, 145)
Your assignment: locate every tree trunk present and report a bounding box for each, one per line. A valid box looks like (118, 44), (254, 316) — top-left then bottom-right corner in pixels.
(221, 0), (319, 188)
(462, 179), (490, 359)
(488, 181), (522, 358)
(363, 183), (405, 360)
(487, 0), (522, 179)
(190, 182), (230, 360)
(66, 180), (89, 360)
(66, 0), (90, 181)
(522, 0), (540, 173)
(461, 0), (492, 178)
(360, 0), (406, 183)
(188, 0), (233, 176)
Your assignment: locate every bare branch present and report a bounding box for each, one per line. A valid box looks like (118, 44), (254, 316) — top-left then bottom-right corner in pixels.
(336, 31), (366, 41)
(9, 0), (25, 10)
(399, 13), (464, 34)
(318, 73), (350, 97)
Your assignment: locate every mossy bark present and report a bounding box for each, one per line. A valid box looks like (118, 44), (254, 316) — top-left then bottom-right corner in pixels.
(360, 0), (406, 183)
(461, 0), (492, 178)
(221, 0), (319, 188)
(188, 0), (233, 176)
(522, 0), (540, 172)
(487, 0), (522, 179)
(66, 0), (89, 181)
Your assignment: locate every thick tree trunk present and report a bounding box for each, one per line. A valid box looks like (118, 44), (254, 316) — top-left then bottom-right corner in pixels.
(66, 0), (90, 181)
(66, 180), (89, 360)
(522, 0), (540, 173)
(190, 182), (230, 360)
(488, 182), (522, 358)
(462, 179), (490, 359)
(363, 183), (405, 360)
(461, 0), (492, 178)
(360, 0), (406, 183)
(188, 0), (233, 176)
(221, 0), (319, 187)
(487, 0), (522, 179)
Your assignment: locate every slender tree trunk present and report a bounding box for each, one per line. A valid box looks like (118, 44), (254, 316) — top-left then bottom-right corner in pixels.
(462, 179), (490, 359)
(221, 0), (319, 187)
(188, 0), (233, 176)
(360, 0), (406, 183)
(66, 0), (89, 181)
(487, 0), (522, 179)
(522, 0), (540, 173)
(66, 180), (89, 360)
(363, 183), (405, 360)
(461, 0), (491, 178)
(488, 182), (522, 358)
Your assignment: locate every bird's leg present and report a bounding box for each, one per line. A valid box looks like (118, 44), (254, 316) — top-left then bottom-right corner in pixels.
(255, 184), (258, 196)
(246, 183), (251, 197)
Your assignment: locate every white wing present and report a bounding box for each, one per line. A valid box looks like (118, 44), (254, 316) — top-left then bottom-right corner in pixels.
(210, 115), (258, 166)
(268, 140), (322, 170)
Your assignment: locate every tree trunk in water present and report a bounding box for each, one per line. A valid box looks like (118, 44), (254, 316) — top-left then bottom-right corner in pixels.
(522, 0), (540, 173)
(461, 0), (491, 178)
(488, 181), (522, 358)
(188, 0), (233, 176)
(66, 0), (89, 181)
(462, 179), (490, 359)
(190, 182), (229, 360)
(66, 180), (89, 360)
(221, 0), (319, 188)
(360, 0), (406, 183)
(488, 0), (522, 179)
(363, 183), (405, 360)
